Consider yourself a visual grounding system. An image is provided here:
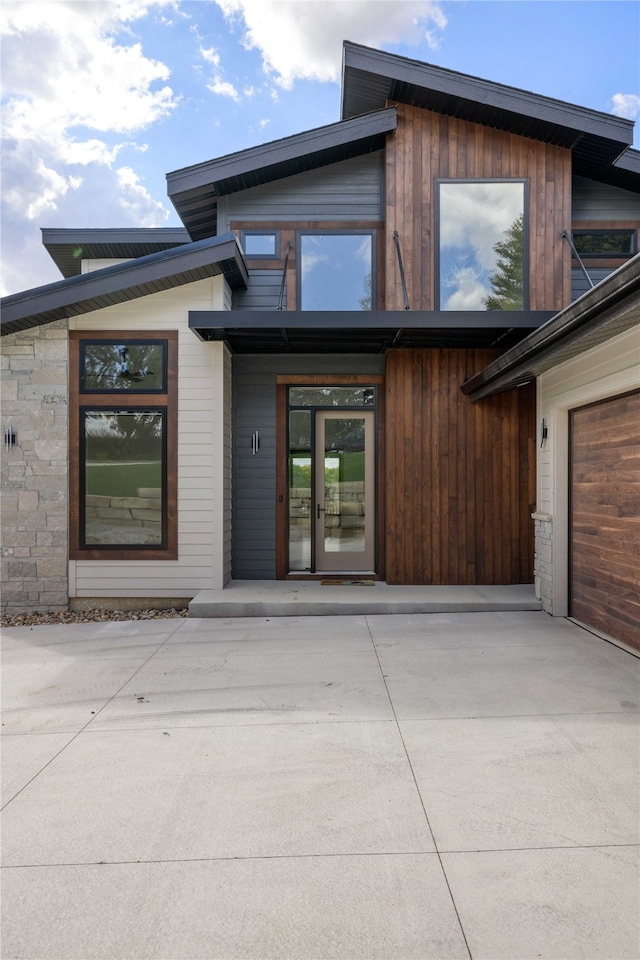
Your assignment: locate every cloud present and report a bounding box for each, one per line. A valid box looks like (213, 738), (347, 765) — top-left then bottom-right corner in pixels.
(214, 0), (447, 88)
(0, 0), (178, 293)
(116, 167), (170, 225)
(200, 45), (240, 100)
(610, 93), (640, 121)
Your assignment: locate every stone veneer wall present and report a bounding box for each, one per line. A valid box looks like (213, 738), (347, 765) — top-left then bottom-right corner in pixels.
(1, 320), (69, 614)
(532, 512), (553, 613)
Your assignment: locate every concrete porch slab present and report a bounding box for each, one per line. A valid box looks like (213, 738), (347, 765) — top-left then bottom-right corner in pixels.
(189, 580), (541, 617)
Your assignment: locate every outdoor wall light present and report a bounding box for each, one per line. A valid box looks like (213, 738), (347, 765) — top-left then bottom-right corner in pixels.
(4, 425), (17, 450)
(540, 418), (548, 447)
(251, 430), (260, 455)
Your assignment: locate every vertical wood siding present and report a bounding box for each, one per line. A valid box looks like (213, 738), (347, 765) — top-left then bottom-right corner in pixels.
(385, 349), (536, 584)
(385, 104), (572, 312)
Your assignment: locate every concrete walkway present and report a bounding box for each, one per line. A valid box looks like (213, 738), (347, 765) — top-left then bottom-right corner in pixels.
(1, 611), (638, 960)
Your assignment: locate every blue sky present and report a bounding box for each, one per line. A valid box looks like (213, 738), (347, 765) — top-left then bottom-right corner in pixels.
(2, 0), (638, 295)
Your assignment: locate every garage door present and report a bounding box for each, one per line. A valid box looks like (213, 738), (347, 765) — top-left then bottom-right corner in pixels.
(570, 390), (640, 650)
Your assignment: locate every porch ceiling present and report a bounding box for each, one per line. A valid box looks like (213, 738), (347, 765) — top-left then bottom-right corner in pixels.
(189, 309), (553, 353)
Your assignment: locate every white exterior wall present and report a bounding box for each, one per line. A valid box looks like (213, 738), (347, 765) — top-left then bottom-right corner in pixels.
(69, 273), (232, 599)
(536, 324), (640, 615)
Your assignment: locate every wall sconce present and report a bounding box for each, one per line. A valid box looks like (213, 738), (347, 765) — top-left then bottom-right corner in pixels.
(251, 430), (260, 456)
(540, 419), (548, 447)
(4, 425), (17, 450)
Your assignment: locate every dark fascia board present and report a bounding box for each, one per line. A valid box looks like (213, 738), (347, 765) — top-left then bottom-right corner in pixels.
(42, 227), (192, 278)
(341, 42), (633, 164)
(190, 309), (553, 337)
(167, 107), (396, 213)
(1, 234), (247, 336)
(461, 255), (640, 400)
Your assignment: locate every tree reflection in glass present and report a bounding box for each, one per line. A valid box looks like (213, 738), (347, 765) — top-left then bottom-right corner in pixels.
(82, 342), (165, 391)
(438, 181), (526, 311)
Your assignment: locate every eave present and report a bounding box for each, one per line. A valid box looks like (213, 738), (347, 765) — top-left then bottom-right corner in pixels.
(42, 227), (192, 278)
(341, 42), (635, 183)
(1, 234), (247, 336)
(189, 309), (554, 354)
(461, 255), (640, 400)
(167, 107), (397, 240)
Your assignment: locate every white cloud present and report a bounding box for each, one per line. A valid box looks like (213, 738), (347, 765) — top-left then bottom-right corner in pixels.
(116, 166), (170, 224)
(610, 93), (640, 121)
(200, 45), (240, 100)
(215, 0), (447, 88)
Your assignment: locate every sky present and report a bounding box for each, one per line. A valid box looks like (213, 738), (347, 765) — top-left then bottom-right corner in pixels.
(1, 0), (639, 296)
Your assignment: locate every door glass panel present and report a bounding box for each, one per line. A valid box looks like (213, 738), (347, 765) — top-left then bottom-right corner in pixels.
(323, 417), (366, 554)
(288, 409), (311, 571)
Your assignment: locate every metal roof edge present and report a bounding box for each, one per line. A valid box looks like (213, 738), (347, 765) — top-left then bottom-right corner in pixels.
(461, 255), (640, 398)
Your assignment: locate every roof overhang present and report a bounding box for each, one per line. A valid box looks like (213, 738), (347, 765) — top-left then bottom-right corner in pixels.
(461, 255), (640, 400)
(1, 234), (248, 336)
(189, 309), (554, 354)
(167, 107), (397, 239)
(42, 227), (192, 278)
(341, 42), (635, 183)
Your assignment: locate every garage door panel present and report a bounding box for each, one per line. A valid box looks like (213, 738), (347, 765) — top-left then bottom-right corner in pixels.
(571, 390), (640, 650)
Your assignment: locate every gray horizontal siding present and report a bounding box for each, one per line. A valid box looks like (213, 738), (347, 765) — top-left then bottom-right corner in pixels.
(232, 354), (384, 580)
(233, 270), (283, 310)
(571, 267), (614, 300)
(572, 175), (640, 220)
(219, 153), (384, 229)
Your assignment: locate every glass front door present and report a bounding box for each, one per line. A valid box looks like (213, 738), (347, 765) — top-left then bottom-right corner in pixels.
(287, 386), (376, 574)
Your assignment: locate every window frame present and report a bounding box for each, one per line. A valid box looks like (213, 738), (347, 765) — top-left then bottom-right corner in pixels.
(435, 178), (530, 311)
(296, 229), (377, 311)
(69, 330), (178, 561)
(240, 230), (280, 259)
(571, 229), (637, 259)
(79, 338), (168, 394)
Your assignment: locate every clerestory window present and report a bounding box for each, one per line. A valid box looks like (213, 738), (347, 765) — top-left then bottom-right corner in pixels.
(437, 179), (528, 311)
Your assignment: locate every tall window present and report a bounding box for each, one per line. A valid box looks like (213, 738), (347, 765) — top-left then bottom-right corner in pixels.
(437, 180), (528, 311)
(298, 232), (374, 310)
(69, 331), (178, 560)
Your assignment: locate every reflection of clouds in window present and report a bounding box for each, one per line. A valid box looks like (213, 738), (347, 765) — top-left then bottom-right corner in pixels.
(300, 234), (373, 310)
(439, 181), (524, 311)
(301, 246), (328, 281)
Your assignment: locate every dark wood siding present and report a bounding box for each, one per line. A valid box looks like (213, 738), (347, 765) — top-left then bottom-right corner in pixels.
(570, 391), (640, 649)
(385, 104), (572, 312)
(384, 349), (536, 584)
(232, 355), (384, 579)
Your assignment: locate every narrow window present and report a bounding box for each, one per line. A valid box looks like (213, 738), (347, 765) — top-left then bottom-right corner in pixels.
(70, 331), (177, 560)
(298, 232), (374, 310)
(437, 180), (528, 311)
(572, 230), (636, 257)
(241, 231), (279, 258)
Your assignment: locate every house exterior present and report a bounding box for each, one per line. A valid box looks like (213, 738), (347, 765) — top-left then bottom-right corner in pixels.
(2, 42), (639, 644)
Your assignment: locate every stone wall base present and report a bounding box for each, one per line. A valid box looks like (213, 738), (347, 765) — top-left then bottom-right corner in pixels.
(532, 512), (553, 614)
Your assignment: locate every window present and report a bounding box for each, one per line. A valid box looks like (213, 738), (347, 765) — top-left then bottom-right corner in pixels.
(241, 231), (279, 258)
(69, 331), (177, 560)
(437, 180), (528, 311)
(572, 230), (636, 258)
(298, 232), (374, 310)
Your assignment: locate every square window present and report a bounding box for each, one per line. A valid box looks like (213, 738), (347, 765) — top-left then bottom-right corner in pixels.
(241, 231), (279, 257)
(298, 232), (374, 310)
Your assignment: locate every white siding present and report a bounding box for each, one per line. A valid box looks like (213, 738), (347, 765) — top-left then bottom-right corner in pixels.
(68, 274), (232, 598)
(537, 324), (640, 615)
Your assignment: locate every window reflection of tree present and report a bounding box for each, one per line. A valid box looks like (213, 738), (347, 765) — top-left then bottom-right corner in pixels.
(84, 344), (162, 389)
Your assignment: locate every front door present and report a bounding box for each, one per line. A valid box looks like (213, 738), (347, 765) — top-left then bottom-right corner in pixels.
(314, 411), (375, 572)
(284, 383), (378, 576)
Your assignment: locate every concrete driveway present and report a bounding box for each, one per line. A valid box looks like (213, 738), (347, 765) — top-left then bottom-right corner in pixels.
(1, 611), (639, 960)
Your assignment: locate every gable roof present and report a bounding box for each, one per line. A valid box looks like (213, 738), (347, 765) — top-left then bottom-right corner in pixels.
(461, 255), (640, 400)
(167, 107), (397, 239)
(341, 42), (636, 185)
(42, 227), (192, 278)
(1, 233), (247, 336)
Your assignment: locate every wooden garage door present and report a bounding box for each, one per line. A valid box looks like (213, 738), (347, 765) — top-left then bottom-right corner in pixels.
(570, 390), (640, 649)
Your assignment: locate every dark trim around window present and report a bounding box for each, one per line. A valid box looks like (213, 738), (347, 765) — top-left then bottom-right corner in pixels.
(240, 230), (281, 259)
(571, 229), (637, 258)
(69, 330), (178, 561)
(296, 229), (377, 311)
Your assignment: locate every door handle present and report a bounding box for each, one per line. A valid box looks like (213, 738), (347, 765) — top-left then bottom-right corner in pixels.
(317, 503), (326, 519)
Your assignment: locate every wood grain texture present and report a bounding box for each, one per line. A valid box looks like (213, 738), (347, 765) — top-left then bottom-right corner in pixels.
(385, 104), (572, 311)
(570, 390), (640, 649)
(384, 349), (536, 584)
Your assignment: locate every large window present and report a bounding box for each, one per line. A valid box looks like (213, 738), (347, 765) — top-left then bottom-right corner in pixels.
(298, 232), (374, 310)
(437, 180), (528, 311)
(69, 331), (177, 560)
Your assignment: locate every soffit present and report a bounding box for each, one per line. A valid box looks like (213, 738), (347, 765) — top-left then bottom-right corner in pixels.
(1, 234), (247, 336)
(42, 228), (192, 278)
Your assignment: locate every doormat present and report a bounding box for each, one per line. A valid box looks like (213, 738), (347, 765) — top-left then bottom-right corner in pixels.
(320, 579), (375, 586)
